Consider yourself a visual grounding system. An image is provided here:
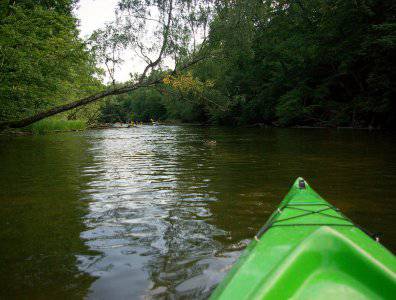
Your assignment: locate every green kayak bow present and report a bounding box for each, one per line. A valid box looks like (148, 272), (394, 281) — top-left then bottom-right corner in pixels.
(211, 178), (396, 300)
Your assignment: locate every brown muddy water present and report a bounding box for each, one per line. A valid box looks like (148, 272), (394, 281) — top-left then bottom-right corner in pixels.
(0, 126), (395, 299)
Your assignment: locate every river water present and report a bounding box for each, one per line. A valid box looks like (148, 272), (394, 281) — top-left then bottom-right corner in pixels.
(0, 126), (395, 298)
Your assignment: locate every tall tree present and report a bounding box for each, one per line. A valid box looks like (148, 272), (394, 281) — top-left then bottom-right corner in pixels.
(0, 0), (101, 122)
(0, 0), (214, 130)
(189, 0), (396, 127)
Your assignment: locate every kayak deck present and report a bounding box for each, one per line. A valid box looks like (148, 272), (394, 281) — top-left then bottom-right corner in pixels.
(211, 178), (396, 300)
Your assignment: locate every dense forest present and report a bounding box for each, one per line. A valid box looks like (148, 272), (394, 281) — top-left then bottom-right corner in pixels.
(1, 0), (395, 130)
(0, 0), (103, 131)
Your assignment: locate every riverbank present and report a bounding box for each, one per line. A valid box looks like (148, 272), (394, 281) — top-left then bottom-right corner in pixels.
(1, 120), (391, 136)
(0, 118), (87, 135)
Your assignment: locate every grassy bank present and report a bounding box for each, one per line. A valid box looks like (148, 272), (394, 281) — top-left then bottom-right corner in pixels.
(26, 119), (87, 134)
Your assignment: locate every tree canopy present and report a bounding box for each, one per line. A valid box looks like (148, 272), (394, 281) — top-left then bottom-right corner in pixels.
(176, 0), (396, 127)
(0, 0), (213, 130)
(0, 0), (101, 122)
(1, 0), (395, 130)
(96, 0), (396, 128)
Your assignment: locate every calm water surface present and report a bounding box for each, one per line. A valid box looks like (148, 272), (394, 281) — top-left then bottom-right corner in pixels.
(0, 126), (395, 298)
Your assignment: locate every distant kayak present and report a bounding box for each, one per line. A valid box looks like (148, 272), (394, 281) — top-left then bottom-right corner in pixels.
(211, 178), (396, 299)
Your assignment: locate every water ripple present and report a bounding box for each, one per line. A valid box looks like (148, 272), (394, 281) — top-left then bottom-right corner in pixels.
(79, 127), (236, 299)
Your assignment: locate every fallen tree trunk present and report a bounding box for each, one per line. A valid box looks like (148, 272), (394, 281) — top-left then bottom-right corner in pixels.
(0, 54), (207, 131)
(0, 81), (152, 130)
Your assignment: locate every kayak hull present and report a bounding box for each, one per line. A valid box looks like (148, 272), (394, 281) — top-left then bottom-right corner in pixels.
(210, 178), (396, 300)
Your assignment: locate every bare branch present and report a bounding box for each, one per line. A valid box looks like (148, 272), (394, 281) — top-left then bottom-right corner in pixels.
(104, 59), (116, 85)
(139, 0), (174, 81)
(136, 42), (152, 64)
(125, 10), (166, 26)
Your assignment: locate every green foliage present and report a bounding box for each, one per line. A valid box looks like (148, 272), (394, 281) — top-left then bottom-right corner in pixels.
(100, 89), (167, 123)
(0, 0), (77, 17)
(276, 89), (307, 126)
(2, 0), (394, 129)
(126, 90), (167, 122)
(0, 1), (101, 123)
(26, 118), (87, 134)
(144, 0), (394, 128)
